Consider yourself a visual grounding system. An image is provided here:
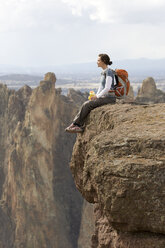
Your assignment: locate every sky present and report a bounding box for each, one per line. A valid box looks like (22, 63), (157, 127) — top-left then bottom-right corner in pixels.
(0, 0), (165, 66)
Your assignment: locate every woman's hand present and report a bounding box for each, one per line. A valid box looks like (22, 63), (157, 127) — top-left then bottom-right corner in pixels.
(91, 95), (97, 100)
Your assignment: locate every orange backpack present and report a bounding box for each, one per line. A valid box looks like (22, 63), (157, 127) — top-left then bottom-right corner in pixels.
(110, 69), (130, 98)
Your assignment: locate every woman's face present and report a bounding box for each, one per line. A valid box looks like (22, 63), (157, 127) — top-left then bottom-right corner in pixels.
(97, 56), (105, 67)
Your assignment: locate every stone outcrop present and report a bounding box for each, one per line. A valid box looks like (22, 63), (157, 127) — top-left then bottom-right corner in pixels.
(0, 73), (92, 248)
(70, 102), (165, 247)
(136, 77), (165, 103)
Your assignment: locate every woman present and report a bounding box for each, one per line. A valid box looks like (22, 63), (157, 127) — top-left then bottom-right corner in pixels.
(65, 53), (116, 133)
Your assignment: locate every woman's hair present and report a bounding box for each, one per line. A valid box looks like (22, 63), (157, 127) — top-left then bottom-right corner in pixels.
(98, 53), (113, 65)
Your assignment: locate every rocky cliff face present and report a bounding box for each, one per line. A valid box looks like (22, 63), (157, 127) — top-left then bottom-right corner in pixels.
(70, 102), (165, 248)
(0, 73), (91, 248)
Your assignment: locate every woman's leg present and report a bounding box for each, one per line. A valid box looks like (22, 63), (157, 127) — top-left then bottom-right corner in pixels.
(73, 97), (116, 126)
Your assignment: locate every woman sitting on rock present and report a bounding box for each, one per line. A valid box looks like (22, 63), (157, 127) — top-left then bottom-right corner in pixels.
(65, 53), (116, 133)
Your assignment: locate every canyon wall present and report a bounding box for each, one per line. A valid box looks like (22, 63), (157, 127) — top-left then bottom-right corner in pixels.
(0, 73), (93, 248)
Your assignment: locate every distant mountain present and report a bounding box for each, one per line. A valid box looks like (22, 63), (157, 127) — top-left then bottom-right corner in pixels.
(61, 58), (165, 77)
(113, 58), (165, 78)
(57, 58), (165, 76)
(0, 74), (42, 81)
(0, 58), (165, 78)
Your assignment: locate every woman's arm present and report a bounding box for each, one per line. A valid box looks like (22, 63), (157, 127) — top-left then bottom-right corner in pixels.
(96, 85), (102, 96)
(96, 76), (112, 98)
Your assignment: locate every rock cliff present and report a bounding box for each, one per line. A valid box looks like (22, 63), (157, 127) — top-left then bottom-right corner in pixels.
(0, 73), (91, 248)
(136, 77), (165, 103)
(1, 71), (165, 248)
(70, 102), (165, 248)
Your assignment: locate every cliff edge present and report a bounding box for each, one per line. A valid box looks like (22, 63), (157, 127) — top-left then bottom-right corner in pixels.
(70, 102), (165, 248)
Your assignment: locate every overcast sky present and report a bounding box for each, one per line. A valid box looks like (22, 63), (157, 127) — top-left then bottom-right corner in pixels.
(0, 0), (165, 66)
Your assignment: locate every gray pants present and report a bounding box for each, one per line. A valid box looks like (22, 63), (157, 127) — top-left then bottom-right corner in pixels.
(73, 96), (116, 126)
